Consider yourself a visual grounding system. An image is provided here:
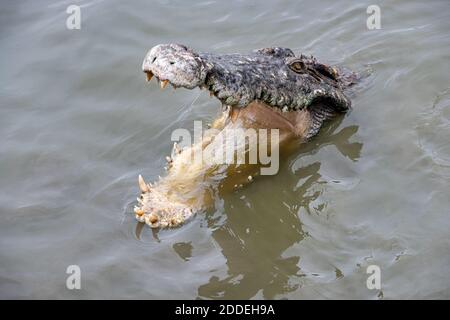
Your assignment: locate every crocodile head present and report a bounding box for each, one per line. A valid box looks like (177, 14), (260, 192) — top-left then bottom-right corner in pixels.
(142, 43), (351, 111)
(137, 43), (355, 228)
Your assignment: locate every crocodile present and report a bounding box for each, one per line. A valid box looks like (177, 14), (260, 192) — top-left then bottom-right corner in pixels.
(135, 43), (357, 228)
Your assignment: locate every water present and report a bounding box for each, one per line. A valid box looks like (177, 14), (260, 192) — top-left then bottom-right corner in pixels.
(1, 0), (450, 299)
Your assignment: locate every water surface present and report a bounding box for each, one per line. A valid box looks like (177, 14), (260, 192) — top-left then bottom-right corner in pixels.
(1, 0), (450, 299)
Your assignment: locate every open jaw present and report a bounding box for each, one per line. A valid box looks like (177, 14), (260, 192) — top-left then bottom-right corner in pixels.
(136, 43), (354, 228)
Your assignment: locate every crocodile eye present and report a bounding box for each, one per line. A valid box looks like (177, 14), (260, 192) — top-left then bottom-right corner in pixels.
(288, 60), (305, 73)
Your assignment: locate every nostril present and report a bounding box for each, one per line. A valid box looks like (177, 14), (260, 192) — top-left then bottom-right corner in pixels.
(152, 56), (157, 63)
(169, 61), (175, 65)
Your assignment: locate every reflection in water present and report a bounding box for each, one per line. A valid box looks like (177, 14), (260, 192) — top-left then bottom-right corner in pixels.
(197, 118), (362, 299)
(134, 219), (163, 242)
(173, 242), (194, 261)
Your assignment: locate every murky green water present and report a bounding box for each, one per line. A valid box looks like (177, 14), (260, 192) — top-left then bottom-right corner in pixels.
(1, 0), (450, 299)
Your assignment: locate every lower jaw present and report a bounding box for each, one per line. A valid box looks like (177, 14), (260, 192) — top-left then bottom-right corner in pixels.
(134, 101), (309, 229)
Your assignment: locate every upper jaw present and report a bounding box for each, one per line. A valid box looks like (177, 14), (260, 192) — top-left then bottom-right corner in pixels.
(142, 44), (346, 111)
(142, 64), (207, 90)
(142, 60), (184, 90)
(141, 52), (249, 105)
(142, 44), (209, 90)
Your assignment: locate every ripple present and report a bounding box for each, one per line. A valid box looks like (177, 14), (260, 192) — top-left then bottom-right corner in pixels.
(417, 88), (450, 168)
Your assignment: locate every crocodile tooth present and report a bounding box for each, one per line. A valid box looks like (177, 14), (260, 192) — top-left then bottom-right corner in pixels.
(134, 206), (145, 216)
(148, 213), (159, 223)
(173, 142), (181, 155)
(138, 175), (150, 193)
(146, 72), (153, 82)
(165, 156), (172, 163)
(160, 80), (169, 89)
(145, 213), (159, 227)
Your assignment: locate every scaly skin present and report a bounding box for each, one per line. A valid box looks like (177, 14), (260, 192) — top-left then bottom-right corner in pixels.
(142, 44), (353, 110)
(135, 44), (356, 228)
